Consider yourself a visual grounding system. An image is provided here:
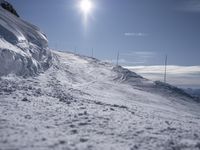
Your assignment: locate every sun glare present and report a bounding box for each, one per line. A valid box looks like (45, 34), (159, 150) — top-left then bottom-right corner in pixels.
(79, 0), (93, 15)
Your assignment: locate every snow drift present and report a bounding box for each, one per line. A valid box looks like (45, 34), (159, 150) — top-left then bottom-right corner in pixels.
(0, 1), (52, 77)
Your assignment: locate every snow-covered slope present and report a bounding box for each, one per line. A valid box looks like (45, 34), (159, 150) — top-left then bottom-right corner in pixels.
(1, 50), (200, 150)
(0, 2), (52, 76)
(1, 1), (200, 150)
(184, 88), (200, 98)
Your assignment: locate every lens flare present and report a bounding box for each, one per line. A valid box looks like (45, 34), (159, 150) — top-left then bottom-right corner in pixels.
(79, 0), (93, 15)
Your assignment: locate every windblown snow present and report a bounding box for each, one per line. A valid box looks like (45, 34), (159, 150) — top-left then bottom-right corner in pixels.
(0, 3), (52, 77)
(0, 1), (200, 150)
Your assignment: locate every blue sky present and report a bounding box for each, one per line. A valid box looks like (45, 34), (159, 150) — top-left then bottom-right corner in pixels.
(9, 0), (200, 66)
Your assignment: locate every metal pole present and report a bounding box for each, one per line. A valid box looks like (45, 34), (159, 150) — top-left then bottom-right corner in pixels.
(116, 51), (119, 66)
(164, 55), (168, 83)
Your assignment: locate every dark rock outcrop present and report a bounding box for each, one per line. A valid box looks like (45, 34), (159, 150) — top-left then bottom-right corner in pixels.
(1, 0), (19, 17)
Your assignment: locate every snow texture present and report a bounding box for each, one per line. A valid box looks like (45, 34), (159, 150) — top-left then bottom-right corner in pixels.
(1, 50), (200, 150)
(1, 1), (200, 150)
(184, 88), (200, 99)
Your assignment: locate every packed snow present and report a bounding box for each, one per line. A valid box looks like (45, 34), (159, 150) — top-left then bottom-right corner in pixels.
(1, 50), (200, 150)
(1, 1), (200, 150)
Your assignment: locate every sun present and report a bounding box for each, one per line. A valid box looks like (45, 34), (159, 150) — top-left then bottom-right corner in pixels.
(77, 0), (95, 28)
(79, 0), (93, 15)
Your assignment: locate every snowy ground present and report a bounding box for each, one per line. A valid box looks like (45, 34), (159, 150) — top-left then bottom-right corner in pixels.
(1, 1), (200, 149)
(1, 51), (200, 150)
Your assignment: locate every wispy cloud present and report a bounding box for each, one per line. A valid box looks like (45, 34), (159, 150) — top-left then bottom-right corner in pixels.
(121, 51), (155, 56)
(104, 58), (145, 65)
(177, 0), (200, 12)
(131, 51), (155, 58)
(120, 51), (156, 65)
(124, 32), (148, 37)
(104, 51), (156, 65)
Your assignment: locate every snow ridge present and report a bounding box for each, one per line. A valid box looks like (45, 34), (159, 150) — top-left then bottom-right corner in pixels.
(0, 1), (52, 77)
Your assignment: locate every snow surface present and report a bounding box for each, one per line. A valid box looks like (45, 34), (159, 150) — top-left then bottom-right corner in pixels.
(1, 1), (200, 150)
(1, 50), (200, 150)
(184, 88), (200, 98)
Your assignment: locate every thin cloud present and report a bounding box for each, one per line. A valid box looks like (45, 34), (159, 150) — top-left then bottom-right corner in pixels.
(104, 51), (156, 65)
(124, 32), (148, 37)
(103, 59), (145, 65)
(120, 51), (156, 64)
(121, 51), (155, 57)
